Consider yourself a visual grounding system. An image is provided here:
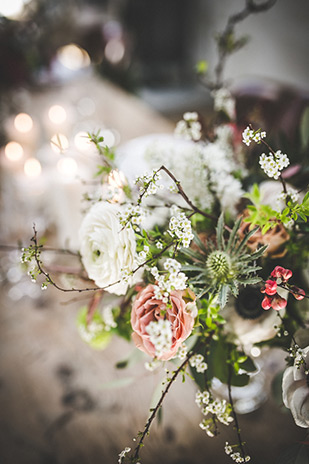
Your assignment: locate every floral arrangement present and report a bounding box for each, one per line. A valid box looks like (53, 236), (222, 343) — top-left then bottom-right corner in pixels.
(11, 1), (309, 463)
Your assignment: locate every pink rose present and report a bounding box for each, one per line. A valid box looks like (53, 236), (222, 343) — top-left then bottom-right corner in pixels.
(131, 284), (197, 361)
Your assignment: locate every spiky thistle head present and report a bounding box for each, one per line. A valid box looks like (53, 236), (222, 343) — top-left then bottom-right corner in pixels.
(181, 213), (268, 308)
(206, 250), (232, 282)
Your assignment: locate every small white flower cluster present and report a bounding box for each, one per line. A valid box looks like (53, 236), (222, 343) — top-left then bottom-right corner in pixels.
(79, 320), (104, 344)
(212, 88), (235, 119)
(118, 446), (131, 464)
(120, 266), (133, 283)
(151, 259), (187, 302)
(195, 390), (233, 427)
(177, 343), (188, 360)
(118, 203), (146, 229)
(189, 354), (208, 373)
(156, 241), (164, 250)
(145, 319), (172, 358)
(259, 150), (290, 180)
(102, 305), (117, 331)
(277, 187), (299, 205)
(175, 111), (202, 141)
(137, 245), (150, 265)
(225, 443), (251, 463)
(242, 126), (266, 146)
(168, 208), (194, 248)
(143, 135), (244, 216)
(134, 169), (164, 198)
(145, 358), (161, 371)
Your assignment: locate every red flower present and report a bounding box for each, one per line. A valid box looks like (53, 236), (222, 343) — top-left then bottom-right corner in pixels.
(270, 266), (292, 282)
(271, 294), (287, 311)
(263, 279), (278, 296)
(290, 286), (305, 301)
(261, 295), (272, 310)
(261, 294), (287, 311)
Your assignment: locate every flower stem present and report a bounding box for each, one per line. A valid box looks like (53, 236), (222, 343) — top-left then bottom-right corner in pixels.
(131, 351), (195, 462)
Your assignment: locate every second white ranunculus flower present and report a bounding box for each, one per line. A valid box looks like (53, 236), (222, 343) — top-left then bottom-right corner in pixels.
(79, 202), (138, 295)
(282, 345), (309, 428)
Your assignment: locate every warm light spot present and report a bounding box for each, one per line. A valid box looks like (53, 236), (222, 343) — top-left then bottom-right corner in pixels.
(251, 347), (261, 358)
(50, 134), (69, 153)
(101, 129), (116, 147)
(0, 0), (28, 19)
(48, 105), (67, 124)
(5, 141), (24, 161)
(57, 44), (91, 70)
(74, 131), (92, 152)
(14, 113), (33, 133)
(24, 158), (42, 178)
(57, 157), (78, 178)
(104, 39), (125, 64)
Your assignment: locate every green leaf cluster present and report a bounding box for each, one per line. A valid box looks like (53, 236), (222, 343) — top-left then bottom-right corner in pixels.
(244, 184), (309, 233)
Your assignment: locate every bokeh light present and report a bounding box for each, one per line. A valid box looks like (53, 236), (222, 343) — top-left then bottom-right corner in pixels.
(0, 0), (30, 19)
(50, 134), (69, 153)
(48, 105), (67, 125)
(4, 141), (24, 161)
(57, 157), (78, 178)
(56, 44), (91, 71)
(14, 113), (33, 133)
(24, 158), (42, 178)
(104, 39), (125, 64)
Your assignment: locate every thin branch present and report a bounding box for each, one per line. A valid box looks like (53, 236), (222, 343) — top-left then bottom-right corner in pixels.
(157, 166), (232, 232)
(227, 362), (246, 460)
(213, 0), (277, 88)
(131, 351), (195, 462)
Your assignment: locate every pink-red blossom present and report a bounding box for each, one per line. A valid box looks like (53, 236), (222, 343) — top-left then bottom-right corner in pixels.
(261, 265), (306, 311)
(270, 266), (292, 282)
(290, 286), (306, 301)
(261, 279), (278, 296)
(261, 294), (287, 311)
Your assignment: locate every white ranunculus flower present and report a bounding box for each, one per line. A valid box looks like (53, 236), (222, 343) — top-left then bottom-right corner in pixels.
(79, 202), (138, 295)
(282, 345), (309, 428)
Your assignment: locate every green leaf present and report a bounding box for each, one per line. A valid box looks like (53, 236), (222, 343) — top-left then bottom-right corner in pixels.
(218, 284), (229, 308)
(226, 216), (243, 253)
(216, 213), (225, 251)
(234, 225), (259, 255)
(207, 339), (250, 387)
(261, 223), (272, 235)
(196, 60), (208, 74)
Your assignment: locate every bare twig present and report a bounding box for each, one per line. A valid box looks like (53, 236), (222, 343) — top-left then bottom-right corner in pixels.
(227, 361), (246, 460)
(131, 351), (195, 462)
(213, 0), (277, 88)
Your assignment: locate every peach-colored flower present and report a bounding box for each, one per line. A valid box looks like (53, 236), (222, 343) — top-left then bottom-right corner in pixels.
(131, 284), (197, 361)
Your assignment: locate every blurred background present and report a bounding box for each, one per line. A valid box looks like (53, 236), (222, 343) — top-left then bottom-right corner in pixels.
(0, 1), (309, 463)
